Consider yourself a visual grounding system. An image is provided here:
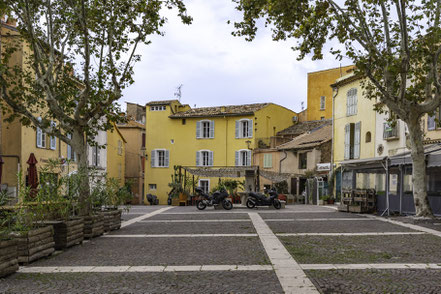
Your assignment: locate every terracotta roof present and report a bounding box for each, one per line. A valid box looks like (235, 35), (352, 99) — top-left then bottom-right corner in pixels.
(117, 119), (145, 129)
(277, 120), (331, 136)
(277, 124), (332, 150)
(169, 103), (270, 118)
(146, 99), (179, 106)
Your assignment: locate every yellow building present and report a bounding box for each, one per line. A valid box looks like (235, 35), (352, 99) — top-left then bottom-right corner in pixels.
(144, 100), (297, 204)
(307, 65), (354, 121)
(106, 124), (126, 186)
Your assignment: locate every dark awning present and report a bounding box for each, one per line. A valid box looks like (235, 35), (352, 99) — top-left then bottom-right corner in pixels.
(389, 144), (441, 167)
(340, 156), (387, 170)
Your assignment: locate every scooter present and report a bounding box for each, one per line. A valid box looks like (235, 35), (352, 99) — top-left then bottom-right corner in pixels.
(195, 187), (233, 210)
(246, 189), (281, 209)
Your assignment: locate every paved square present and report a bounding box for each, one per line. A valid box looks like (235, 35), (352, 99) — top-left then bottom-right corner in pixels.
(1, 204), (440, 293)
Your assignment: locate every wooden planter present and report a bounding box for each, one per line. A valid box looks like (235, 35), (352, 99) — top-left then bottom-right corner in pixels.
(102, 209), (122, 232)
(44, 218), (84, 250)
(171, 198), (180, 206)
(83, 214), (104, 239)
(0, 238), (18, 278)
(15, 225), (55, 264)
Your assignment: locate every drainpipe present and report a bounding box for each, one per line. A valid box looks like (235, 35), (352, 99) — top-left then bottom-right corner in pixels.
(279, 149), (288, 173)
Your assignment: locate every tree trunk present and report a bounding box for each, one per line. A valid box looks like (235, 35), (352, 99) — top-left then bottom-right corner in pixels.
(406, 116), (432, 217)
(72, 128), (91, 216)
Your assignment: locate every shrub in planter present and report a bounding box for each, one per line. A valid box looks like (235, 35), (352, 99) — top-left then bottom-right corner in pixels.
(0, 208), (19, 278)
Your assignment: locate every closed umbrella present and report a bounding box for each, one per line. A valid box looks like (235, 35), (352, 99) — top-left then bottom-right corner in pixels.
(27, 153), (38, 198)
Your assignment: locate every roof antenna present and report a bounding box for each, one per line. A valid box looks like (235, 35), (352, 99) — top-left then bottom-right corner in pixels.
(174, 84), (183, 102)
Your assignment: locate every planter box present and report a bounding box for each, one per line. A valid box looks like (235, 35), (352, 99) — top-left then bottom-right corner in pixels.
(0, 238), (18, 278)
(83, 214), (104, 239)
(102, 210), (122, 232)
(171, 198), (180, 206)
(14, 225), (54, 264)
(43, 218), (84, 250)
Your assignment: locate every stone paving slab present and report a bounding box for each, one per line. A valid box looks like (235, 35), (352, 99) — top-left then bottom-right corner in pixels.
(150, 213), (251, 220)
(121, 213), (145, 221)
(268, 219), (417, 233)
(259, 212), (367, 219)
(391, 216), (441, 233)
(306, 269), (441, 294)
(28, 236), (270, 266)
(0, 271), (284, 294)
(280, 234), (441, 264)
(110, 221), (256, 235)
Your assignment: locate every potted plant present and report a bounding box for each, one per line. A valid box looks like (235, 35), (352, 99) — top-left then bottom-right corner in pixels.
(0, 191), (19, 277)
(99, 177), (131, 232)
(168, 173), (183, 206)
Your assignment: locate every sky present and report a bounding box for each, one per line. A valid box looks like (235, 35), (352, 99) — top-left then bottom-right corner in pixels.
(120, 0), (352, 113)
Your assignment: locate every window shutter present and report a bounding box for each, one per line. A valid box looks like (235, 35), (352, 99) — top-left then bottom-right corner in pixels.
(151, 150), (156, 167)
(36, 127), (42, 147)
(92, 146), (97, 166)
(210, 120), (215, 138)
(354, 122), (361, 159)
(165, 150), (170, 167)
(247, 150), (252, 166)
(196, 151), (200, 166)
(248, 119), (253, 138)
(235, 151), (239, 166)
(67, 144), (72, 160)
(196, 121), (201, 138)
(354, 90), (358, 115)
(49, 122), (56, 150)
(97, 146), (101, 167)
(209, 151), (213, 166)
(235, 121), (240, 138)
(344, 124), (350, 160)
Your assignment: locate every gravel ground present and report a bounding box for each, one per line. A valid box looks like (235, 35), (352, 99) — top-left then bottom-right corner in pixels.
(306, 269), (441, 294)
(268, 219), (417, 233)
(29, 236), (270, 266)
(0, 271), (283, 294)
(108, 222), (256, 235)
(150, 213), (251, 220)
(280, 234), (441, 264)
(259, 212), (367, 219)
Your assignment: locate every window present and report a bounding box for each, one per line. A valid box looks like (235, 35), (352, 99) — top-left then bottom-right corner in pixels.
(196, 120), (214, 139)
(383, 122), (399, 140)
(235, 119), (253, 138)
(150, 105), (166, 111)
(235, 149), (251, 166)
(428, 109), (440, 131)
(182, 119), (186, 125)
(344, 122), (361, 160)
(49, 121), (56, 150)
(320, 116), (325, 120)
(346, 88), (358, 116)
(365, 131), (372, 143)
(117, 140), (123, 155)
(141, 133), (146, 148)
(92, 145), (100, 167)
(320, 96), (326, 110)
(67, 133), (76, 161)
(196, 150), (213, 166)
(298, 153), (307, 169)
(36, 117), (46, 148)
(149, 184), (157, 190)
(263, 154), (272, 168)
(199, 179), (210, 194)
(151, 149), (169, 167)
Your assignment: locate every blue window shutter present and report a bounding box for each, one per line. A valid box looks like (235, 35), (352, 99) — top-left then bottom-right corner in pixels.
(196, 121), (201, 138)
(196, 151), (200, 166)
(151, 150), (156, 167)
(209, 151), (213, 166)
(248, 119), (253, 138)
(165, 150), (170, 167)
(235, 121), (240, 138)
(235, 151), (239, 166)
(210, 120), (215, 138)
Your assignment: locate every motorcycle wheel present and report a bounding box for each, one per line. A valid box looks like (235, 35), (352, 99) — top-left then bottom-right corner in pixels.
(246, 199), (256, 209)
(273, 199), (282, 210)
(222, 200), (233, 210)
(197, 200), (207, 210)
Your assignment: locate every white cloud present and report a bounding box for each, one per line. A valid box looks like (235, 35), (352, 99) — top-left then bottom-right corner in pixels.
(121, 0), (351, 113)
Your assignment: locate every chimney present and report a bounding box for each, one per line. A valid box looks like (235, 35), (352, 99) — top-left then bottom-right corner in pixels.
(6, 17), (17, 27)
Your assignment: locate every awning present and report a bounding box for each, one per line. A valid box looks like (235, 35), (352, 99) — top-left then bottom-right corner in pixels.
(389, 144), (441, 167)
(340, 156), (387, 170)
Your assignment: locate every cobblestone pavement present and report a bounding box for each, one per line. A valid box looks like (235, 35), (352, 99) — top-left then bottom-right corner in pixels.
(306, 269), (441, 294)
(391, 216), (441, 232)
(1, 204), (441, 293)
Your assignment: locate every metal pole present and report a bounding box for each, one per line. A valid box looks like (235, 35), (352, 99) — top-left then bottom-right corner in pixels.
(386, 159), (390, 216)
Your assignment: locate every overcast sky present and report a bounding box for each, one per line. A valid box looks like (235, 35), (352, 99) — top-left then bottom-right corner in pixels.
(120, 0), (352, 113)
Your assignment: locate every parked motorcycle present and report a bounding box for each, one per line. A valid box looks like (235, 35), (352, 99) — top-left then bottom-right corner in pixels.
(195, 187), (233, 210)
(246, 189), (281, 209)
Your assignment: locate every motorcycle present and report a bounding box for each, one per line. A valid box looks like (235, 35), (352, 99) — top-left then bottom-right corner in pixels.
(246, 189), (281, 209)
(195, 187), (233, 210)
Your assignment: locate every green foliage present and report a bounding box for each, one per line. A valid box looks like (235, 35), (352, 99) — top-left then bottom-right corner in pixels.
(274, 181), (288, 194)
(210, 179), (244, 194)
(90, 176), (132, 211)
